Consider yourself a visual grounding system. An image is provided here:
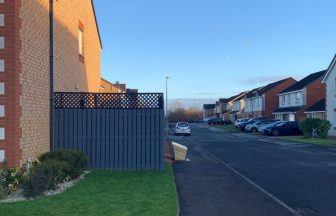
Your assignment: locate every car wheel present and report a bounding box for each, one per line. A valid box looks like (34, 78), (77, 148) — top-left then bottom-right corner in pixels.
(272, 129), (280, 136)
(251, 128), (257, 133)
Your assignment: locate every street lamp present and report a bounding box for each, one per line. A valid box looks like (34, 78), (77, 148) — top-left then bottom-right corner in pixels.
(165, 76), (170, 117)
(165, 76), (170, 138)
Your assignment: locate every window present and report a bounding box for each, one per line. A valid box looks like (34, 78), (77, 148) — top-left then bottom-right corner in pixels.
(281, 96), (285, 105)
(296, 92), (301, 103)
(79, 29), (84, 56)
(78, 21), (84, 61)
(286, 95), (290, 104)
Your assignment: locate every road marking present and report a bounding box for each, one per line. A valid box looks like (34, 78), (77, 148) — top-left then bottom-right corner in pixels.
(204, 150), (301, 216)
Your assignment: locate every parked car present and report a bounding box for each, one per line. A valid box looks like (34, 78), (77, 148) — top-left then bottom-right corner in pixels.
(207, 118), (224, 126)
(238, 117), (268, 131)
(245, 119), (280, 133)
(235, 118), (249, 128)
(222, 120), (232, 125)
(174, 122), (191, 136)
(263, 121), (301, 136)
(258, 121), (284, 133)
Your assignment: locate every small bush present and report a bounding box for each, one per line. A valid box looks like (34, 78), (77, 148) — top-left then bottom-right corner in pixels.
(317, 120), (331, 138)
(0, 160), (25, 200)
(39, 150), (87, 179)
(22, 159), (70, 198)
(300, 118), (331, 138)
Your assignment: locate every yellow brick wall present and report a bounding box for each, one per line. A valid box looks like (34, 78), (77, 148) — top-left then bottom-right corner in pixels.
(19, 0), (101, 164)
(53, 0), (101, 92)
(19, 0), (50, 164)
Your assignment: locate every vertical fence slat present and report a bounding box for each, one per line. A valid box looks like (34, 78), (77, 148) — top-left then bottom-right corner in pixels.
(110, 110), (115, 169)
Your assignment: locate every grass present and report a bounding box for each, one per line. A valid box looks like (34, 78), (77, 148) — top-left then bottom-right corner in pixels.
(0, 164), (178, 216)
(213, 124), (241, 132)
(280, 136), (336, 147)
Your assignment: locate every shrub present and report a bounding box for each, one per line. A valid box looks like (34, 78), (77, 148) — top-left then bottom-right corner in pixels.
(0, 160), (25, 200)
(300, 118), (331, 138)
(300, 118), (320, 138)
(317, 120), (331, 138)
(38, 150), (87, 179)
(22, 159), (70, 198)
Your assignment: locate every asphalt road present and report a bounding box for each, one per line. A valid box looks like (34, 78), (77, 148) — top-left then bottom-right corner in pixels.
(171, 125), (336, 216)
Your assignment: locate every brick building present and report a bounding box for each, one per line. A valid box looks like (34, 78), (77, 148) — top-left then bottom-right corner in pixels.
(100, 78), (127, 93)
(203, 104), (216, 120)
(273, 71), (326, 121)
(0, 0), (102, 166)
(244, 78), (296, 118)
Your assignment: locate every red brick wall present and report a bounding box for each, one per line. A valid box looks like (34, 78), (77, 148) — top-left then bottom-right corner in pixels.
(0, 1), (22, 167)
(295, 78), (326, 121)
(264, 78), (296, 118)
(306, 78), (326, 107)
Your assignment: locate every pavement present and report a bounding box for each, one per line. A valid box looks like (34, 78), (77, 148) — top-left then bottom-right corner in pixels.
(171, 125), (336, 216)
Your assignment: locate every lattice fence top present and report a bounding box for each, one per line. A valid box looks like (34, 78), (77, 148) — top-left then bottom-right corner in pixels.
(54, 92), (164, 109)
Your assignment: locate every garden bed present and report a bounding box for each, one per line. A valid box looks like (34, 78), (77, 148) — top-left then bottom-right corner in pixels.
(0, 165), (178, 216)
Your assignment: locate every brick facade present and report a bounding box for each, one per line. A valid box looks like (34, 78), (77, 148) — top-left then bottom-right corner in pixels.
(264, 78), (296, 118)
(293, 79), (326, 122)
(0, 0), (102, 166)
(306, 79), (326, 108)
(100, 78), (127, 93)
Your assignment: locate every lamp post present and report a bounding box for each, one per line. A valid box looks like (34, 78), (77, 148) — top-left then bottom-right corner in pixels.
(165, 76), (170, 136)
(165, 76), (169, 117)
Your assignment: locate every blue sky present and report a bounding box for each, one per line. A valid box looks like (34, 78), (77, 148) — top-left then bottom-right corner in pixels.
(94, 0), (336, 100)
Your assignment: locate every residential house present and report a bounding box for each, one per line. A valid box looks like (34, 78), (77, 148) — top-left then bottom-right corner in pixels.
(228, 92), (247, 122)
(113, 82), (126, 93)
(100, 78), (114, 93)
(203, 104), (216, 120)
(223, 94), (240, 121)
(304, 99), (326, 120)
(215, 101), (221, 118)
(100, 78), (127, 93)
(0, 0), (102, 166)
(273, 70), (326, 122)
(244, 78), (296, 118)
(243, 87), (263, 118)
(322, 55), (336, 136)
(216, 98), (230, 120)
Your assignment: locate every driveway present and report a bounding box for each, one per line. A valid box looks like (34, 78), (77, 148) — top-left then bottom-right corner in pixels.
(171, 125), (336, 216)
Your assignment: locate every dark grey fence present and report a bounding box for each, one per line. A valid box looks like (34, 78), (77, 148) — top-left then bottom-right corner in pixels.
(53, 92), (164, 170)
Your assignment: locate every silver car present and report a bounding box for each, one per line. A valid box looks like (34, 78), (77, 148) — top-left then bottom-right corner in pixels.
(258, 121), (283, 133)
(174, 122), (191, 136)
(245, 120), (280, 133)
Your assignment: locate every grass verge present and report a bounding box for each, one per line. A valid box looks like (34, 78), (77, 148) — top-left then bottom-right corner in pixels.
(280, 136), (336, 147)
(0, 164), (178, 216)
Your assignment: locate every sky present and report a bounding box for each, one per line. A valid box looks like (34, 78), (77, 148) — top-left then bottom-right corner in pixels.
(94, 0), (336, 100)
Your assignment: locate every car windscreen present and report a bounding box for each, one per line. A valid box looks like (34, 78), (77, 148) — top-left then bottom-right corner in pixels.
(177, 123), (189, 127)
(276, 122), (286, 126)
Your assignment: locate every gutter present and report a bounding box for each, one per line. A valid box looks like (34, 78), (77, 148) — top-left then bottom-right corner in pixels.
(49, 0), (54, 150)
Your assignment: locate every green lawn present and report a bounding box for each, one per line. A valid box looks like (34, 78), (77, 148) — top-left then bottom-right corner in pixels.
(0, 165), (178, 216)
(214, 124), (241, 132)
(280, 136), (336, 147)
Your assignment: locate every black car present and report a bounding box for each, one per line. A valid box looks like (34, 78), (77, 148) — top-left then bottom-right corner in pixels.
(207, 118), (223, 125)
(238, 117), (267, 131)
(263, 121), (302, 136)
